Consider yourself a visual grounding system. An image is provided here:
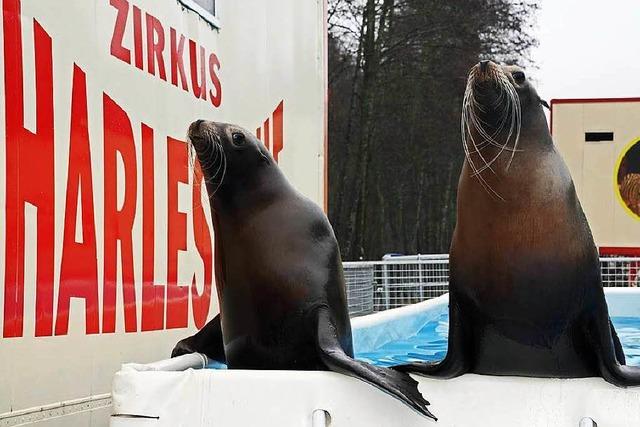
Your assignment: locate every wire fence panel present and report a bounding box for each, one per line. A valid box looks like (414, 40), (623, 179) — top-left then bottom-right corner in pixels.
(601, 257), (640, 287)
(343, 255), (640, 316)
(342, 264), (375, 317)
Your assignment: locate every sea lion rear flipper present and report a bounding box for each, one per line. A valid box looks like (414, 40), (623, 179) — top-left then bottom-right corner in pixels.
(171, 314), (226, 364)
(589, 310), (640, 386)
(315, 307), (436, 421)
(393, 300), (469, 378)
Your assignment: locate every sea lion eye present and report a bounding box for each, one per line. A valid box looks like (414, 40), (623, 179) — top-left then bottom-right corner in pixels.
(512, 71), (526, 83)
(231, 132), (246, 146)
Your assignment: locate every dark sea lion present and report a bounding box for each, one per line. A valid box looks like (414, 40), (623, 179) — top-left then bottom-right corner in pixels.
(394, 60), (640, 385)
(171, 120), (434, 419)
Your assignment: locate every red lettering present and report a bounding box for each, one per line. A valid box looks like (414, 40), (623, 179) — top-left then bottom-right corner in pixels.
(189, 40), (206, 99)
(263, 118), (270, 151)
(256, 128), (261, 140)
(146, 13), (167, 81)
(108, 2), (222, 108)
(166, 137), (189, 329)
(3, 0), (55, 338)
(132, 5), (143, 70)
(141, 124), (165, 331)
(103, 94), (138, 333)
(56, 65), (99, 336)
(208, 53), (222, 107)
(191, 163), (213, 329)
(170, 28), (188, 91)
(273, 101), (284, 163)
(109, 0), (131, 64)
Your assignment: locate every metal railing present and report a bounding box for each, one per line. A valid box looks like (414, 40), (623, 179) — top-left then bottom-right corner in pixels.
(343, 255), (640, 316)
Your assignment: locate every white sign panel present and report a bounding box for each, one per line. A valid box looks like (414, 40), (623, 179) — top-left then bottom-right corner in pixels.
(0, 0), (327, 423)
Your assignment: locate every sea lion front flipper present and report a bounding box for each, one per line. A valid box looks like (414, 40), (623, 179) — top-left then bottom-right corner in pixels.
(171, 314), (226, 364)
(315, 307), (436, 421)
(393, 300), (469, 379)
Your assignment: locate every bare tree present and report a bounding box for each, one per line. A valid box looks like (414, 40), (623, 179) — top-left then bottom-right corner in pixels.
(328, 0), (539, 260)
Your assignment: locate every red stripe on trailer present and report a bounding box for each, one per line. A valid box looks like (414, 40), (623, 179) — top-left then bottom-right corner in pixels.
(599, 247), (640, 257)
(552, 97), (640, 105)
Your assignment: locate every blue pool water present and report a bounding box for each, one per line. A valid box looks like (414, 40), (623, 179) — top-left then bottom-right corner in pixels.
(355, 312), (640, 367)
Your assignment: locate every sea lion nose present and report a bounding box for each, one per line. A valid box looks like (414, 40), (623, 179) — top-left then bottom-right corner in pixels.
(479, 60), (490, 72)
(188, 119), (206, 138)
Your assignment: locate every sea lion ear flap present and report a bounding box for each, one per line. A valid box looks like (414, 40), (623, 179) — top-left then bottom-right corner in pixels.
(539, 98), (550, 110)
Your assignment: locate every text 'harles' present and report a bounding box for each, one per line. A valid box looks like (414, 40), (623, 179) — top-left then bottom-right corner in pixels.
(1, 0), (219, 338)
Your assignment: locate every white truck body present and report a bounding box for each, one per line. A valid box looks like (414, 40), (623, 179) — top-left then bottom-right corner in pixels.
(0, 0), (327, 425)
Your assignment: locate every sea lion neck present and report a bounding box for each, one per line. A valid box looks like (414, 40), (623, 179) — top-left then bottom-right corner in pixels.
(520, 104), (553, 148)
(211, 164), (292, 217)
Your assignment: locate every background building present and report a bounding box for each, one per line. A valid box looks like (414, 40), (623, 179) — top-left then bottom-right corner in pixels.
(552, 98), (640, 255)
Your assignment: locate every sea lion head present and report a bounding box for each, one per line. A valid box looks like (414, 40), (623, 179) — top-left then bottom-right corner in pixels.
(187, 120), (273, 200)
(461, 60), (551, 197)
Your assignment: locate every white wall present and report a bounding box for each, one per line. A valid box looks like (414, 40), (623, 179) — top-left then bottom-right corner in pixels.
(0, 0), (326, 424)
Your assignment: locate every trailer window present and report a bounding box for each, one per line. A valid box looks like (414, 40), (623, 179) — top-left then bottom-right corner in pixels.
(585, 132), (614, 142)
(179, 0), (219, 28)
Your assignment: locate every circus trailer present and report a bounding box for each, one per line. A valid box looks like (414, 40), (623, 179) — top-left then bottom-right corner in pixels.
(551, 98), (640, 257)
(0, 0), (327, 425)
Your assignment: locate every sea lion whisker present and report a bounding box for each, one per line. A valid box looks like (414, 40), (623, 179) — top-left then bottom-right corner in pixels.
(462, 132), (504, 199)
(465, 88), (510, 147)
(192, 132), (226, 199)
(471, 75), (521, 174)
(208, 141), (223, 175)
(209, 142), (227, 197)
(461, 110), (482, 178)
(461, 69), (513, 198)
(463, 96), (493, 177)
(204, 142), (223, 183)
(504, 84), (522, 169)
(462, 109), (506, 199)
(466, 111), (506, 173)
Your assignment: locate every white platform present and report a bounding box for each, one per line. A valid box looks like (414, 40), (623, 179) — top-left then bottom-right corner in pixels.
(110, 289), (640, 426)
(111, 366), (640, 427)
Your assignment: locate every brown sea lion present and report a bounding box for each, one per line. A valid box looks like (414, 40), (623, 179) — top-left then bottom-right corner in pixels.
(395, 60), (639, 386)
(171, 120), (434, 419)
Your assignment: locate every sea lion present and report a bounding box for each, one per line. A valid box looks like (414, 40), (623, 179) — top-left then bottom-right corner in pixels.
(394, 60), (640, 385)
(171, 120), (434, 419)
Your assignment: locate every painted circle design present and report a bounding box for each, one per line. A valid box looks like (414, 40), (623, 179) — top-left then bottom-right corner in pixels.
(615, 137), (640, 220)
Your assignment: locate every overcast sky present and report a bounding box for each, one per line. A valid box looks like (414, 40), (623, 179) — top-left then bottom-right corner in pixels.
(531, 0), (640, 102)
